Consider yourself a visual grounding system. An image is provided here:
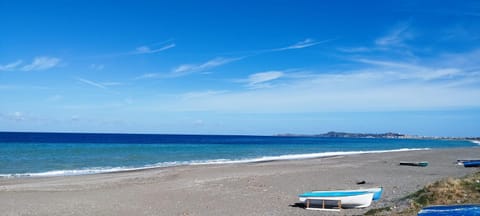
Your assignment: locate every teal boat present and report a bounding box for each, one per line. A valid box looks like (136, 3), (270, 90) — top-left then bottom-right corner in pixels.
(399, 161), (429, 167)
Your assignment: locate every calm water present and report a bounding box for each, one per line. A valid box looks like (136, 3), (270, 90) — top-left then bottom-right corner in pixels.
(0, 132), (477, 177)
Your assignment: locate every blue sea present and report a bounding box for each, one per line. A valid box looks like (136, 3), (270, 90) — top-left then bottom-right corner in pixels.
(0, 132), (478, 177)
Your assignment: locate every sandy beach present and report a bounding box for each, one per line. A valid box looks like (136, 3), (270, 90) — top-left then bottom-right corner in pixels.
(1, 147), (479, 216)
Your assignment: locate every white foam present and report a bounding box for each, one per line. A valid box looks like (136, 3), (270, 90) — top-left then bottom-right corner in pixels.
(0, 162), (196, 178)
(191, 148), (430, 165)
(470, 140), (480, 145)
(0, 148), (430, 178)
(0, 167), (144, 178)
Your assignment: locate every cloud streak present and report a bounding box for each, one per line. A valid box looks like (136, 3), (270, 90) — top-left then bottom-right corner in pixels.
(264, 37), (333, 54)
(76, 77), (108, 89)
(274, 38), (326, 51)
(152, 49), (480, 113)
(339, 21), (414, 54)
(22, 56), (61, 71)
(172, 57), (242, 76)
(239, 71), (285, 89)
(76, 77), (123, 90)
(354, 58), (467, 81)
(375, 21), (413, 47)
(134, 73), (163, 80)
(0, 57), (61, 71)
(134, 43), (176, 55)
(181, 90), (229, 100)
(136, 38), (330, 80)
(0, 60), (23, 71)
(93, 40), (175, 59)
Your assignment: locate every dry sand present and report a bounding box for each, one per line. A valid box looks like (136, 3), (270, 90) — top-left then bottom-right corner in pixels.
(1, 147), (479, 216)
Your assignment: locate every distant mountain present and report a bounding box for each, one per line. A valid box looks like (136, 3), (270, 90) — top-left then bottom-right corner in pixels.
(276, 131), (406, 138)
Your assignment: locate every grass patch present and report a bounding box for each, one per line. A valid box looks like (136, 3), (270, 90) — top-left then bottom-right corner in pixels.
(410, 172), (480, 207)
(364, 206), (392, 215)
(367, 172), (480, 215)
(404, 172), (480, 214)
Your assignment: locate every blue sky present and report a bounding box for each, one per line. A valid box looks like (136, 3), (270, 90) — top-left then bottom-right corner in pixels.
(1, 0), (480, 136)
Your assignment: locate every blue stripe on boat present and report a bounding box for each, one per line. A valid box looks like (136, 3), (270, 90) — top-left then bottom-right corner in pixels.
(299, 191), (368, 197)
(464, 161), (480, 167)
(418, 204), (480, 216)
(372, 188), (383, 201)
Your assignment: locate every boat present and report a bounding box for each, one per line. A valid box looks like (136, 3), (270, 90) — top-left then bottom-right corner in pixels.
(418, 204), (480, 216)
(298, 191), (374, 210)
(457, 159), (480, 163)
(457, 159), (480, 165)
(399, 161), (429, 167)
(309, 187), (383, 201)
(463, 160), (480, 167)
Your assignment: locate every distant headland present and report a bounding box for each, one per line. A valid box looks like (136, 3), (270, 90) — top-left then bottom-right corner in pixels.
(276, 131), (480, 142)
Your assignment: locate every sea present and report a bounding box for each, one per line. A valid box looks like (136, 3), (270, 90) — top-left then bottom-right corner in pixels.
(0, 132), (478, 178)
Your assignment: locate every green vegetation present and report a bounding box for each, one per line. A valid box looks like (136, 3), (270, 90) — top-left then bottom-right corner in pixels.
(364, 206), (392, 215)
(408, 172), (480, 208)
(366, 172), (480, 215)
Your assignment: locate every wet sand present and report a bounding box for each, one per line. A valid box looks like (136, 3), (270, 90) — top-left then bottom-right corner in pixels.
(1, 147), (479, 216)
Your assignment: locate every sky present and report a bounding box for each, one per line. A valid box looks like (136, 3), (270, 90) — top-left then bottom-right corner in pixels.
(1, 0), (480, 136)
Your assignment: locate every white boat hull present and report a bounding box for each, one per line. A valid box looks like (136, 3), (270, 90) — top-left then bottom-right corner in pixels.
(299, 192), (374, 209)
(311, 187), (382, 201)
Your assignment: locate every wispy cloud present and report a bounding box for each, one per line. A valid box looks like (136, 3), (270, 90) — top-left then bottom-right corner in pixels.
(92, 40), (175, 58)
(135, 38), (329, 80)
(354, 58), (422, 70)
(172, 57), (242, 75)
(181, 90), (228, 100)
(375, 21), (413, 47)
(76, 77), (123, 89)
(338, 21), (414, 54)
(134, 73), (163, 80)
(22, 56), (61, 71)
(212, 38), (331, 56)
(273, 38), (333, 52)
(0, 60), (23, 71)
(1, 57), (60, 71)
(154, 50), (480, 113)
(354, 58), (466, 81)
(276, 38), (319, 50)
(240, 71), (285, 89)
(134, 43), (175, 55)
(76, 77), (107, 89)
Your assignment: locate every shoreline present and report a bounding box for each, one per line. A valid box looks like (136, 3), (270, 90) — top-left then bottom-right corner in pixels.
(0, 147), (434, 178)
(1, 147), (479, 215)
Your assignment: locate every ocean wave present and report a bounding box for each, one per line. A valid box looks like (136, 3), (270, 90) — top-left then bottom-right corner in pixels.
(190, 148), (430, 165)
(469, 140), (480, 145)
(0, 148), (429, 178)
(0, 167), (147, 178)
